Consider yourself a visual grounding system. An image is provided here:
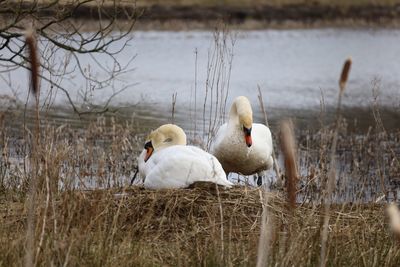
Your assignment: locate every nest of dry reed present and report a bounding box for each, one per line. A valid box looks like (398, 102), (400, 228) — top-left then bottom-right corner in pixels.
(59, 183), (286, 241)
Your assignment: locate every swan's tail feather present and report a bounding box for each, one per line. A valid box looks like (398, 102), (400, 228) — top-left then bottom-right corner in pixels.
(216, 178), (234, 188)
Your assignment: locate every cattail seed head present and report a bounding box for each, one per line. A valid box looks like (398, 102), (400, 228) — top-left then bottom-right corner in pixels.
(279, 119), (298, 210)
(25, 29), (40, 97)
(339, 57), (352, 93)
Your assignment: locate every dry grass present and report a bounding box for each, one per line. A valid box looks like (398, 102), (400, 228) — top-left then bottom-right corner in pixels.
(1, 184), (400, 266)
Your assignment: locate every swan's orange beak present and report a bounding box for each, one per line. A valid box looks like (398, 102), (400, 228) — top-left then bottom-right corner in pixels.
(144, 141), (154, 162)
(245, 135), (252, 147)
(243, 126), (252, 147)
(144, 147), (153, 162)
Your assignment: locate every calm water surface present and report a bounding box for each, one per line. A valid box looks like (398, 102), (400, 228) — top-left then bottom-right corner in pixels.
(1, 28), (399, 131)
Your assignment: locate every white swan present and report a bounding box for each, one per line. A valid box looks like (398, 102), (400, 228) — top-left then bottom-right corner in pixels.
(211, 96), (274, 185)
(138, 124), (233, 189)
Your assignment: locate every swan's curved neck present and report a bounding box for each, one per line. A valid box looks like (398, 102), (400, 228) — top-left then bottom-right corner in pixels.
(166, 130), (187, 147)
(153, 125), (187, 150)
(228, 101), (240, 126)
(228, 97), (253, 129)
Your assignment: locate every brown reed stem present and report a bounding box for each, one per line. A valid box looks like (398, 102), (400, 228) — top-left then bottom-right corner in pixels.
(339, 58), (352, 93)
(320, 57), (352, 267)
(194, 48), (198, 136)
(279, 119), (298, 210)
(371, 81), (392, 199)
(256, 86), (284, 264)
(257, 85), (282, 186)
(171, 92), (177, 124)
(256, 189), (273, 267)
(35, 158), (50, 266)
(215, 183), (225, 263)
(25, 28), (41, 267)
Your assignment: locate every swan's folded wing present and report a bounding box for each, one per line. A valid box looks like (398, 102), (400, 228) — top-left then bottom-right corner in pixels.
(144, 146), (232, 189)
(253, 123), (273, 146)
(252, 123), (274, 170)
(186, 146), (233, 187)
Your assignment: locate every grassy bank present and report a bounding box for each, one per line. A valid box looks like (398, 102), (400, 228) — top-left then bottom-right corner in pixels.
(1, 186), (399, 266)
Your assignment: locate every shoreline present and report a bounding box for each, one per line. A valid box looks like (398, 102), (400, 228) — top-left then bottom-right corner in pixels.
(131, 18), (400, 31)
(3, 2), (400, 30)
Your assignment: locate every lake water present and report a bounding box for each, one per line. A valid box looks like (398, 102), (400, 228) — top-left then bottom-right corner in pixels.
(1, 28), (399, 132)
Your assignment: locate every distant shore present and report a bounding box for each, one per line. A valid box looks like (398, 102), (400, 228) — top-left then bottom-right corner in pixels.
(3, 1), (400, 29)
(135, 3), (400, 29)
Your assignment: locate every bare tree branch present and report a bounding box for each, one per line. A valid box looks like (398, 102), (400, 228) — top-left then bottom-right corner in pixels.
(0, 0), (138, 115)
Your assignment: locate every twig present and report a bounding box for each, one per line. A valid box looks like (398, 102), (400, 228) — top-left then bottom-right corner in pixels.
(171, 92), (177, 124)
(194, 48), (198, 136)
(129, 167), (139, 186)
(257, 85), (282, 185)
(215, 183), (225, 263)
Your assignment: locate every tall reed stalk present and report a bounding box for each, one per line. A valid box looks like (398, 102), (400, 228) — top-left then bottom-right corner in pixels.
(255, 87), (287, 266)
(320, 57), (352, 267)
(256, 189), (272, 267)
(171, 92), (177, 124)
(24, 28), (41, 267)
(280, 120), (298, 210)
(257, 85), (282, 185)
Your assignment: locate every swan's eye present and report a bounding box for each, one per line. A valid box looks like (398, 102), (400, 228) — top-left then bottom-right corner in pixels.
(164, 137), (172, 143)
(243, 126), (252, 147)
(243, 126), (252, 136)
(144, 141), (153, 149)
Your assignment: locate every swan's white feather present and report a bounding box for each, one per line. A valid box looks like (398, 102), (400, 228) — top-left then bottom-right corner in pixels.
(211, 121), (274, 175)
(139, 145), (233, 189)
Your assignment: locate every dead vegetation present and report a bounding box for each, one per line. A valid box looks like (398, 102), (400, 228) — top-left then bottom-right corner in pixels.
(1, 185), (400, 266)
